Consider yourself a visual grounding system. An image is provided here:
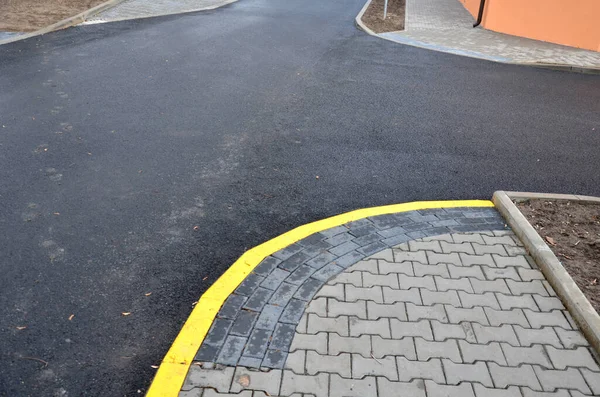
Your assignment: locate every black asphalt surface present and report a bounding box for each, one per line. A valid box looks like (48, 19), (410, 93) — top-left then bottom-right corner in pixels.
(1, 0), (599, 394)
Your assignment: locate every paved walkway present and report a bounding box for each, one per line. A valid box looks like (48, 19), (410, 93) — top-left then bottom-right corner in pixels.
(177, 207), (600, 396)
(376, 0), (600, 69)
(84, 0), (236, 24)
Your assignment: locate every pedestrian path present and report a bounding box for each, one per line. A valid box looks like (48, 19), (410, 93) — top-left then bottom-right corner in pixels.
(173, 206), (600, 396)
(84, 0), (236, 24)
(374, 0), (600, 69)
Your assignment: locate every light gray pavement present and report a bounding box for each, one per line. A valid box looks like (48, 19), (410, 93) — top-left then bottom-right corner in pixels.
(180, 209), (600, 396)
(84, 0), (236, 24)
(375, 0), (600, 68)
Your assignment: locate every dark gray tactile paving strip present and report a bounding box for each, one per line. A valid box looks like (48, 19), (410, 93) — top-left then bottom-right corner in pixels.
(194, 207), (508, 368)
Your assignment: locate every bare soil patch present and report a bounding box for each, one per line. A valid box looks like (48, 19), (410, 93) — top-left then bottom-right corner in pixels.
(518, 199), (600, 313)
(0, 0), (107, 32)
(361, 0), (405, 34)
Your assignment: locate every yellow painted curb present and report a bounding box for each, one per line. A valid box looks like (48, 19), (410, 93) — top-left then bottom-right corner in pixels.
(146, 199), (494, 396)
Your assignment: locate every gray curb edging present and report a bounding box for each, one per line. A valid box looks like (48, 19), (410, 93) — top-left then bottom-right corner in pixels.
(492, 190), (600, 355)
(354, 0), (600, 75)
(0, 0), (128, 46)
(354, 0), (376, 36)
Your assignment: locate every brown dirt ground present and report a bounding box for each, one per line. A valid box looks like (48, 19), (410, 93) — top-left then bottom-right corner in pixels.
(0, 0), (107, 32)
(361, 0), (405, 34)
(518, 199), (600, 313)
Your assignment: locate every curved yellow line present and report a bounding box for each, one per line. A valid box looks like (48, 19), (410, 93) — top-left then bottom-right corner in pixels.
(146, 199), (494, 396)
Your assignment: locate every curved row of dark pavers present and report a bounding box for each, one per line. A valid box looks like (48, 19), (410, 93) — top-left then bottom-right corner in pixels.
(194, 207), (507, 368)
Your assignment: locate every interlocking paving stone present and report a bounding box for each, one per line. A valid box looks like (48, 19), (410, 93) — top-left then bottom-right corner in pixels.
(283, 350), (305, 372)
(244, 328), (272, 358)
(183, 212), (600, 397)
(204, 318), (233, 346)
(533, 295), (565, 311)
(501, 344), (551, 367)
(489, 363), (541, 390)
(181, 365), (235, 393)
(525, 310), (571, 328)
(328, 271), (362, 286)
(305, 297), (327, 316)
(581, 368), (600, 395)
(270, 323), (296, 352)
(252, 256), (282, 276)
(458, 290), (500, 309)
(555, 327), (589, 348)
(230, 310), (259, 336)
(352, 354), (397, 380)
(377, 378), (426, 397)
(280, 371), (328, 397)
(286, 265), (316, 286)
(513, 326), (561, 348)
(407, 302), (447, 322)
(262, 349), (287, 368)
(425, 381), (476, 397)
(313, 284), (344, 300)
(218, 294), (248, 319)
(472, 323), (519, 345)
(327, 299), (366, 319)
(329, 374), (376, 397)
(349, 317), (390, 337)
(426, 251), (460, 266)
(278, 250), (313, 272)
(294, 277), (323, 301)
(306, 351), (350, 377)
(496, 293), (538, 311)
(345, 285), (383, 303)
(244, 287), (274, 311)
(329, 333), (371, 356)
(396, 356), (445, 383)
(290, 332), (327, 354)
(270, 282), (300, 304)
(383, 287), (421, 304)
(390, 318), (433, 340)
(371, 335), (415, 359)
(216, 335), (247, 366)
(432, 321), (475, 342)
(255, 304), (283, 330)
(415, 339), (461, 362)
(378, 259), (414, 276)
(421, 289), (460, 306)
(459, 340), (507, 365)
(307, 314), (348, 336)
(546, 346), (600, 370)
(280, 299), (307, 324)
(230, 367), (282, 395)
(484, 307), (529, 327)
(533, 366), (590, 394)
(521, 390), (570, 397)
(442, 359), (493, 387)
(235, 273), (264, 296)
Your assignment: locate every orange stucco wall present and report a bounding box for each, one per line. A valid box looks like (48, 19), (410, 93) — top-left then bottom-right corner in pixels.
(458, 0), (600, 52)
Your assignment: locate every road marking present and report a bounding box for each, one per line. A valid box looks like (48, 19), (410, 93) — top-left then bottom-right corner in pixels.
(146, 199), (494, 396)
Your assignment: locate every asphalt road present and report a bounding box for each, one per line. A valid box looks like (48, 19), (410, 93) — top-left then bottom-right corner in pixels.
(1, 0), (599, 394)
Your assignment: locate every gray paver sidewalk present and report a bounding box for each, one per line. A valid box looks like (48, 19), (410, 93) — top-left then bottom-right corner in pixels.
(377, 0), (600, 68)
(85, 0), (235, 24)
(179, 208), (600, 396)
